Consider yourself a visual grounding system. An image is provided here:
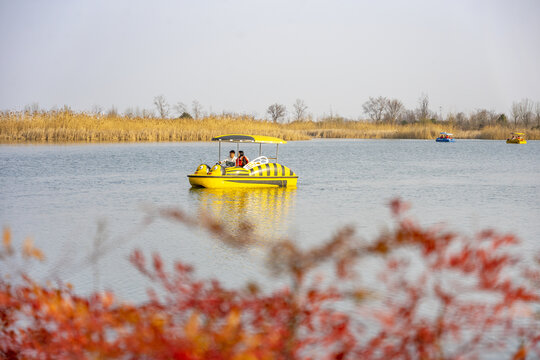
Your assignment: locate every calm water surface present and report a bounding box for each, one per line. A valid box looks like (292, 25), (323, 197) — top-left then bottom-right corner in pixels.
(1, 140), (539, 300)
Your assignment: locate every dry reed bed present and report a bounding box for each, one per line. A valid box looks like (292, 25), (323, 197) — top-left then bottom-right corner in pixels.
(0, 111), (538, 143)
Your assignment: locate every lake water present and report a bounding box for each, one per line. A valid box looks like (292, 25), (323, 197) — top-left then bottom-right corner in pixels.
(1, 139), (539, 301)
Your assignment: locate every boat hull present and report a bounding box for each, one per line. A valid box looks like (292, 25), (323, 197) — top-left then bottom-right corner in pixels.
(188, 175), (298, 188)
(506, 139), (526, 144)
(436, 138), (455, 142)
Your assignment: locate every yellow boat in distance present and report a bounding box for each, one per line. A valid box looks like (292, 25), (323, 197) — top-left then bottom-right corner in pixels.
(188, 134), (298, 188)
(506, 132), (527, 144)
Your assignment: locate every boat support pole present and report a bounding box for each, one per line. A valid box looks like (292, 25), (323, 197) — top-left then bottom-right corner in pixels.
(259, 143), (262, 156)
(218, 141), (221, 163)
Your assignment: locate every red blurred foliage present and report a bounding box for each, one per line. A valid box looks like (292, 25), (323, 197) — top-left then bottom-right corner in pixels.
(1, 199), (539, 359)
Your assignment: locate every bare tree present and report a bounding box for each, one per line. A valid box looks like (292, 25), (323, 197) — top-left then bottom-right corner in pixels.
(124, 107), (135, 118)
(511, 99), (534, 128)
(292, 99), (308, 121)
(446, 112), (456, 125)
(455, 112), (467, 128)
(511, 102), (521, 128)
(24, 102), (40, 114)
(91, 105), (103, 116)
(488, 111), (499, 127)
(384, 99), (404, 124)
(362, 96), (387, 123)
(267, 103), (286, 123)
(153, 95), (169, 119)
(106, 105), (118, 117)
(401, 109), (416, 124)
(192, 100), (203, 120)
(134, 107), (143, 118)
(469, 109), (494, 129)
(142, 109), (154, 118)
(416, 93), (431, 122)
(174, 101), (188, 118)
(535, 102), (540, 128)
(519, 98), (533, 128)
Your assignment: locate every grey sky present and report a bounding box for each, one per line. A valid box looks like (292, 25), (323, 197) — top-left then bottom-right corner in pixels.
(1, 0), (539, 119)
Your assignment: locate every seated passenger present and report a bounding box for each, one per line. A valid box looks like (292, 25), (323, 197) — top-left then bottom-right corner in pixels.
(236, 150), (249, 167)
(219, 150), (236, 167)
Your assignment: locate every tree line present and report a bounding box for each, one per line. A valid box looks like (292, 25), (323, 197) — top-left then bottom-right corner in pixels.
(150, 96), (309, 123)
(150, 94), (540, 129)
(361, 95), (540, 129)
(17, 95), (540, 130)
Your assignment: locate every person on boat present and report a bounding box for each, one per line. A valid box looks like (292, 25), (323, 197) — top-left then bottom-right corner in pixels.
(236, 150), (249, 167)
(220, 150), (236, 167)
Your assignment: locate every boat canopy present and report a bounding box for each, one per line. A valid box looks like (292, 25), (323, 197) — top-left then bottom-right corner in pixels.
(440, 132), (453, 136)
(212, 134), (287, 144)
(511, 132), (525, 135)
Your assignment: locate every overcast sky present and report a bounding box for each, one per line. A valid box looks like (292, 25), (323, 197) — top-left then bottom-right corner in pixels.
(1, 0), (539, 119)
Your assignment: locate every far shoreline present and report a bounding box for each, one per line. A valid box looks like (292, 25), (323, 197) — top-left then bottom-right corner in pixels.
(1, 110), (538, 144)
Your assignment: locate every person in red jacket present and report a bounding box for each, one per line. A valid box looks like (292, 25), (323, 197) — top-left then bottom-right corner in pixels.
(236, 150), (249, 167)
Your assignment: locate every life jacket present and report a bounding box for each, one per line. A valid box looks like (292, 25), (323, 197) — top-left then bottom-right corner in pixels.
(236, 156), (249, 167)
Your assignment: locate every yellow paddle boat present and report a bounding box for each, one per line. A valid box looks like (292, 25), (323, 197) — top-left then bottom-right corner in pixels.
(506, 132), (527, 144)
(188, 134), (298, 188)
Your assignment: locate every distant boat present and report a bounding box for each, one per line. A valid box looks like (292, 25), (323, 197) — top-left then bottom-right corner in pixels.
(506, 132), (526, 144)
(436, 132), (455, 142)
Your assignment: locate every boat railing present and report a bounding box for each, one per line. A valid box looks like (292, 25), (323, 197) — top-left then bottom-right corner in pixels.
(244, 156), (269, 170)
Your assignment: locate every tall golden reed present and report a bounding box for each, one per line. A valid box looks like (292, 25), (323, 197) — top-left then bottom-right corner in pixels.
(0, 110), (538, 143)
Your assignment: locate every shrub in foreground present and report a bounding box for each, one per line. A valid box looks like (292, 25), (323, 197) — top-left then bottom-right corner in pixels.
(1, 200), (539, 359)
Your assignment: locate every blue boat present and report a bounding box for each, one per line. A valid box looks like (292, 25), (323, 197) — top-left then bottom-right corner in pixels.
(436, 132), (455, 142)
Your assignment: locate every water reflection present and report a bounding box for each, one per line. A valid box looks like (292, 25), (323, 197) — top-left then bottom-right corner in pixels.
(188, 187), (297, 240)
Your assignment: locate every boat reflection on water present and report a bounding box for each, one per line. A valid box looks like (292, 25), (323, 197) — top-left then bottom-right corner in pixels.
(188, 187), (297, 241)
